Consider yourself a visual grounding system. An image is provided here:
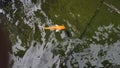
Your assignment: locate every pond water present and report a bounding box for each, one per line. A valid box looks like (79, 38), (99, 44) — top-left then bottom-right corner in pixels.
(1, 0), (120, 68)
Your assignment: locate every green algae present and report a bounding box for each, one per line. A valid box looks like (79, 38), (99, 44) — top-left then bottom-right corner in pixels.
(41, 0), (102, 37)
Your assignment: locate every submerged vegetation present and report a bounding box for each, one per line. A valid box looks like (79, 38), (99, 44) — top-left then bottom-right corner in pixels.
(1, 0), (120, 68)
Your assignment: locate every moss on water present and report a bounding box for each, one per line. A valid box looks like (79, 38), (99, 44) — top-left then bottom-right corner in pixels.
(41, 0), (102, 37)
(82, 0), (120, 42)
(14, 50), (25, 57)
(31, 0), (37, 4)
(41, 0), (120, 42)
(34, 10), (47, 23)
(3, 0), (120, 67)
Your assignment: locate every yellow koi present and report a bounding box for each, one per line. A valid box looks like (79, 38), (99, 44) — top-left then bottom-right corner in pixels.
(44, 25), (65, 32)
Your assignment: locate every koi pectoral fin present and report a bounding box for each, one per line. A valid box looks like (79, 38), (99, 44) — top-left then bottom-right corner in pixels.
(56, 30), (60, 32)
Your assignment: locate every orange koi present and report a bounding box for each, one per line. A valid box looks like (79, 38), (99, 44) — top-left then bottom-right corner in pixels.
(44, 25), (65, 32)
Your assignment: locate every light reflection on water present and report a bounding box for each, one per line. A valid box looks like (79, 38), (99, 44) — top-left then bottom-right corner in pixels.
(71, 41), (120, 68)
(3, 0), (120, 68)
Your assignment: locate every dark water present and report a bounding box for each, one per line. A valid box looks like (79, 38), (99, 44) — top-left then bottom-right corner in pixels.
(0, 15), (9, 68)
(0, 0), (120, 68)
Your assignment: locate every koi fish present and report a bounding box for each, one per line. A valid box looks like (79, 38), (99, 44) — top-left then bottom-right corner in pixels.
(44, 25), (65, 32)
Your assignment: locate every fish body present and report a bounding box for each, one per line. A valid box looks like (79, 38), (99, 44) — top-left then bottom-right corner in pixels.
(44, 25), (65, 32)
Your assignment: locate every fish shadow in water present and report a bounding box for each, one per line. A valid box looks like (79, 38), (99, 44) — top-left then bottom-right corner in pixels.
(64, 30), (71, 38)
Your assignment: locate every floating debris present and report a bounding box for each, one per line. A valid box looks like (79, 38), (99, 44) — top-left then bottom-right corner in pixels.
(103, 2), (120, 14)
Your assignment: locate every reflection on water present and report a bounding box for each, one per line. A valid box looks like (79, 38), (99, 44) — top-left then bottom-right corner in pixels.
(71, 41), (120, 68)
(1, 0), (120, 68)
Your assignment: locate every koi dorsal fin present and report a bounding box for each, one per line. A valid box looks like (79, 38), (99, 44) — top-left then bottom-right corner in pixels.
(55, 25), (58, 26)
